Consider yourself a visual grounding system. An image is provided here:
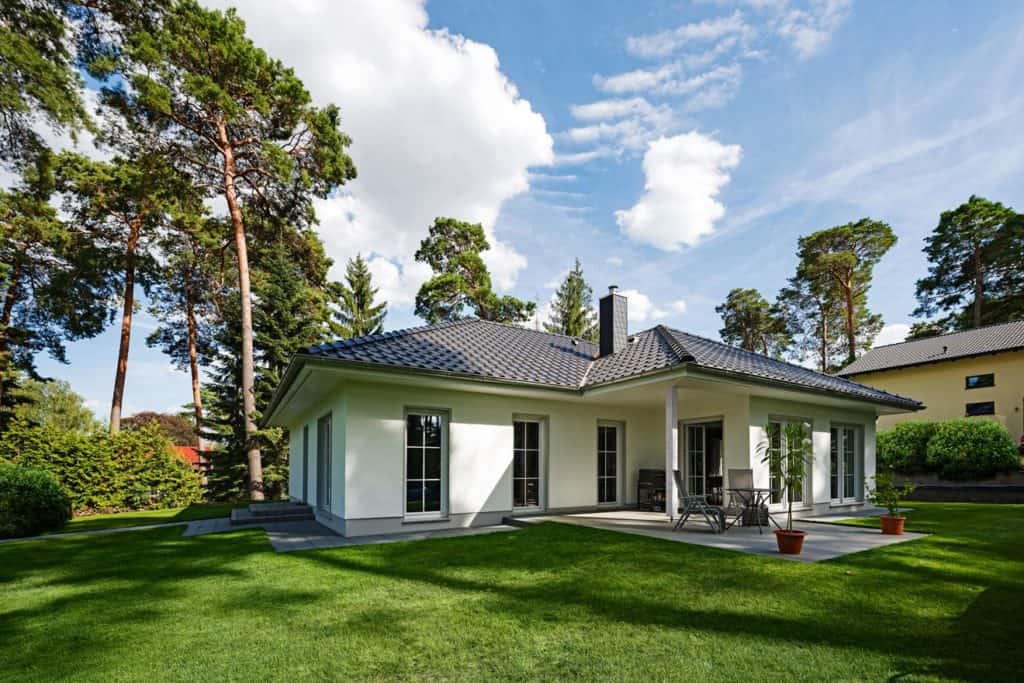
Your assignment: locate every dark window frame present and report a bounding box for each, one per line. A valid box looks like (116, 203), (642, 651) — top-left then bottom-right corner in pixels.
(965, 401), (996, 416)
(965, 373), (995, 390)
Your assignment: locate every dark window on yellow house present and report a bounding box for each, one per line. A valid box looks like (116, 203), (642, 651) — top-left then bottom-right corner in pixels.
(966, 401), (995, 416)
(965, 373), (995, 389)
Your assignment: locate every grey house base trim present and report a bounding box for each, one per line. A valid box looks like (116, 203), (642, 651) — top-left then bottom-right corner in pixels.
(314, 508), (347, 536)
(339, 509), (507, 536)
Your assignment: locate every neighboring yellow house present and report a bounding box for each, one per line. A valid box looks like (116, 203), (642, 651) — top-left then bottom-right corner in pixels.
(838, 320), (1024, 444)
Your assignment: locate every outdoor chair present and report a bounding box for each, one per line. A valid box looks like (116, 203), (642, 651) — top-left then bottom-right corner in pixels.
(672, 470), (725, 533)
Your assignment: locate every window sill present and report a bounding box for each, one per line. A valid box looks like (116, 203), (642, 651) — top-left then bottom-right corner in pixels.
(401, 516), (450, 525)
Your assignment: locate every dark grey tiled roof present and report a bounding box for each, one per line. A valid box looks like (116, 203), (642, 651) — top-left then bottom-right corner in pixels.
(837, 320), (1024, 376)
(300, 319), (920, 408)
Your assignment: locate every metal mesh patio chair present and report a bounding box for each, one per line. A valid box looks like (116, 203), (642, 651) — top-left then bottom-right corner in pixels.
(672, 470), (725, 533)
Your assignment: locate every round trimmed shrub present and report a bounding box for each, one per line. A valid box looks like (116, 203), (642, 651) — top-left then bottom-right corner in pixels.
(925, 419), (1019, 480)
(877, 420), (937, 472)
(0, 463), (71, 538)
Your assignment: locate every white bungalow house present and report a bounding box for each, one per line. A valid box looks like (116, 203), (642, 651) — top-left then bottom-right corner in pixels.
(263, 287), (922, 537)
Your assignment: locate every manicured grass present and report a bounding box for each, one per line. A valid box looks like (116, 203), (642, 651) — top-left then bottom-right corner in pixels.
(2, 502), (1022, 681)
(50, 502), (244, 534)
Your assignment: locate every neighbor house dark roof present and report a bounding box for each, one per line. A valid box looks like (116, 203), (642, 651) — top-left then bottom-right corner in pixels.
(298, 318), (920, 409)
(837, 320), (1024, 376)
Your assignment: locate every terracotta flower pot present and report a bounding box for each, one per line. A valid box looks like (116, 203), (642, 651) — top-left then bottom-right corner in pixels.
(880, 515), (906, 535)
(775, 529), (807, 555)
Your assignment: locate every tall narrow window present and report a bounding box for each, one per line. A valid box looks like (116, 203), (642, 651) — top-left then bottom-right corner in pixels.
(830, 427), (839, 500)
(686, 424), (706, 495)
(597, 424), (619, 504)
(406, 412), (445, 516)
(513, 420), (541, 508)
(316, 414), (332, 511)
(302, 424), (310, 503)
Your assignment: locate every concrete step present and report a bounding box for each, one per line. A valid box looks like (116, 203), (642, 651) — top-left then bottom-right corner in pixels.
(501, 516), (534, 529)
(231, 505), (314, 526)
(247, 502), (313, 516)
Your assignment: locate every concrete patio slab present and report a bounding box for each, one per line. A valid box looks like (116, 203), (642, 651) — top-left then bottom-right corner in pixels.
(514, 510), (926, 562)
(183, 517), (518, 552)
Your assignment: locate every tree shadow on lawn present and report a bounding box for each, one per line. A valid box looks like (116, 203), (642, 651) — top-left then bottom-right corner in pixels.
(0, 527), (273, 678)
(296, 521), (1020, 681)
(2, 516), (1021, 681)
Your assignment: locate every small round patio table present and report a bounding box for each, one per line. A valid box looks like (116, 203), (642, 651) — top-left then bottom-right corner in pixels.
(724, 487), (782, 534)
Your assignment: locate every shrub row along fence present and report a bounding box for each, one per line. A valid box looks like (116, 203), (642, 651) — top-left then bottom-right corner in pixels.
(0, 420), (203, 536)
(878, 419), (1021, 501)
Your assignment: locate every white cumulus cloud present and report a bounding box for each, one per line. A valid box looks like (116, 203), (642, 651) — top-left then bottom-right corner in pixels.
(618, 289), (669, 324)
(204, 0), (553, 310)
(874, 323), (911, 347)
(615, 132), (742, 251)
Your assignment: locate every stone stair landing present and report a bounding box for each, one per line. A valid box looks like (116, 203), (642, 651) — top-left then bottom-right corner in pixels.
(230, 502), (314, 526)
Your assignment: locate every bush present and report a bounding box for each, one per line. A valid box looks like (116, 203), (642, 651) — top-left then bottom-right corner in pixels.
(925, 419), (1019, 480)
(0, 462), (71, 537)
(0, 420), (203, 513)
(877, 420), (938, 472)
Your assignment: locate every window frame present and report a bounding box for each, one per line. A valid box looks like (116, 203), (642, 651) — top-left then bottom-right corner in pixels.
(512, 415), (547, 511)
(965, 373), (995, 390)
(596, 420), (625, 506)
(403, 407), (450, 521)
(829, 423), (863, 504)
(965, 401), (996, 417)
(766, 416), (812, 508)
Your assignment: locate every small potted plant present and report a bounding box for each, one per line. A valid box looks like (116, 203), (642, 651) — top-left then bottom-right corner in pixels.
(868, 469), (915, 535)
(760, 422), (812, 555)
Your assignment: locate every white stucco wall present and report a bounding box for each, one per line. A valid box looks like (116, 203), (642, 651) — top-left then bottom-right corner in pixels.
(283, 374), (879, 535)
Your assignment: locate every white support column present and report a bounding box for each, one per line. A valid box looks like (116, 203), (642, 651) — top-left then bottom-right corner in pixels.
(665, 385), (678, 521)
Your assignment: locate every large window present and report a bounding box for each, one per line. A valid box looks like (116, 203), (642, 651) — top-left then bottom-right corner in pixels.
(513, 420), (542, 509)
(597, 424), (620, 504)
(966, 401), (995, 416)
(767, 419), (810, 506)
(965, 373), (995, 389)
(405, 411), (446, 516)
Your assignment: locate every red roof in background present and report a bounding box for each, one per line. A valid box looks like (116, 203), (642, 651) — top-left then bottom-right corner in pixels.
(172, 446), (202, 465)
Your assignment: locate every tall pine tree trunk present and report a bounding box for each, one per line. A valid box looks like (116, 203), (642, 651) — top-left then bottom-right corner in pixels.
(0, 260), (22, 415)
(819, 301), (829, 373)
(843, 283), (856, 366)
(110, 221), (141, 434)
(220, 129), (263, 500)
(972, 246), (984, 328)
(186, 289), (203, 448)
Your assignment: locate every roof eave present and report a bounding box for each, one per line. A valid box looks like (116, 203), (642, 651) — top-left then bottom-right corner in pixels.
(839, 345), (1024, 377)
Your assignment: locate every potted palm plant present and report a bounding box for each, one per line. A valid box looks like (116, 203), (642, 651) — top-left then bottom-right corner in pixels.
(761, 422), (812, 555)
(868, 469), (915, 535)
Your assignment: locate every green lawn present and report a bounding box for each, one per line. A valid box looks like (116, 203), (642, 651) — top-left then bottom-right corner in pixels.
(50, 502), (243, 534)
(2, 502), (1021, 681)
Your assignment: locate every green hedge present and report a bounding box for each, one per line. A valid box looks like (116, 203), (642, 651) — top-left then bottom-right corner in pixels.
(877, 420), (938, 471)
(0, 462), (71, 537)
(878, 418), (1018, 480)
(0, 420), (202, 513)
(925, 420), (1019, 480)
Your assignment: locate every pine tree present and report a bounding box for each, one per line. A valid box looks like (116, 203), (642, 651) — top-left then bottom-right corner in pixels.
(333, 254), (387, 339)
(414, 217), (534, 324)
(544, 259), (597, 341)
(105, 0), (357, 498)
(792, 219), (895, 366)
(914, 196), (1023, 330)
(715, 288), (790, 357)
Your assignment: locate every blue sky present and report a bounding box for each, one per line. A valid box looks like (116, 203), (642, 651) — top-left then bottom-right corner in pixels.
(31, 0), (1024, 419)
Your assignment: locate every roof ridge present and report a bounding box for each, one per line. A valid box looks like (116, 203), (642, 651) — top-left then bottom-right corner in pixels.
(653, 325), (693, 364)
(308, 318), (476, 353)
(868, 318), (1024, 350)
(468, 317), (599, 347)
(665, 325), (847, 377)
